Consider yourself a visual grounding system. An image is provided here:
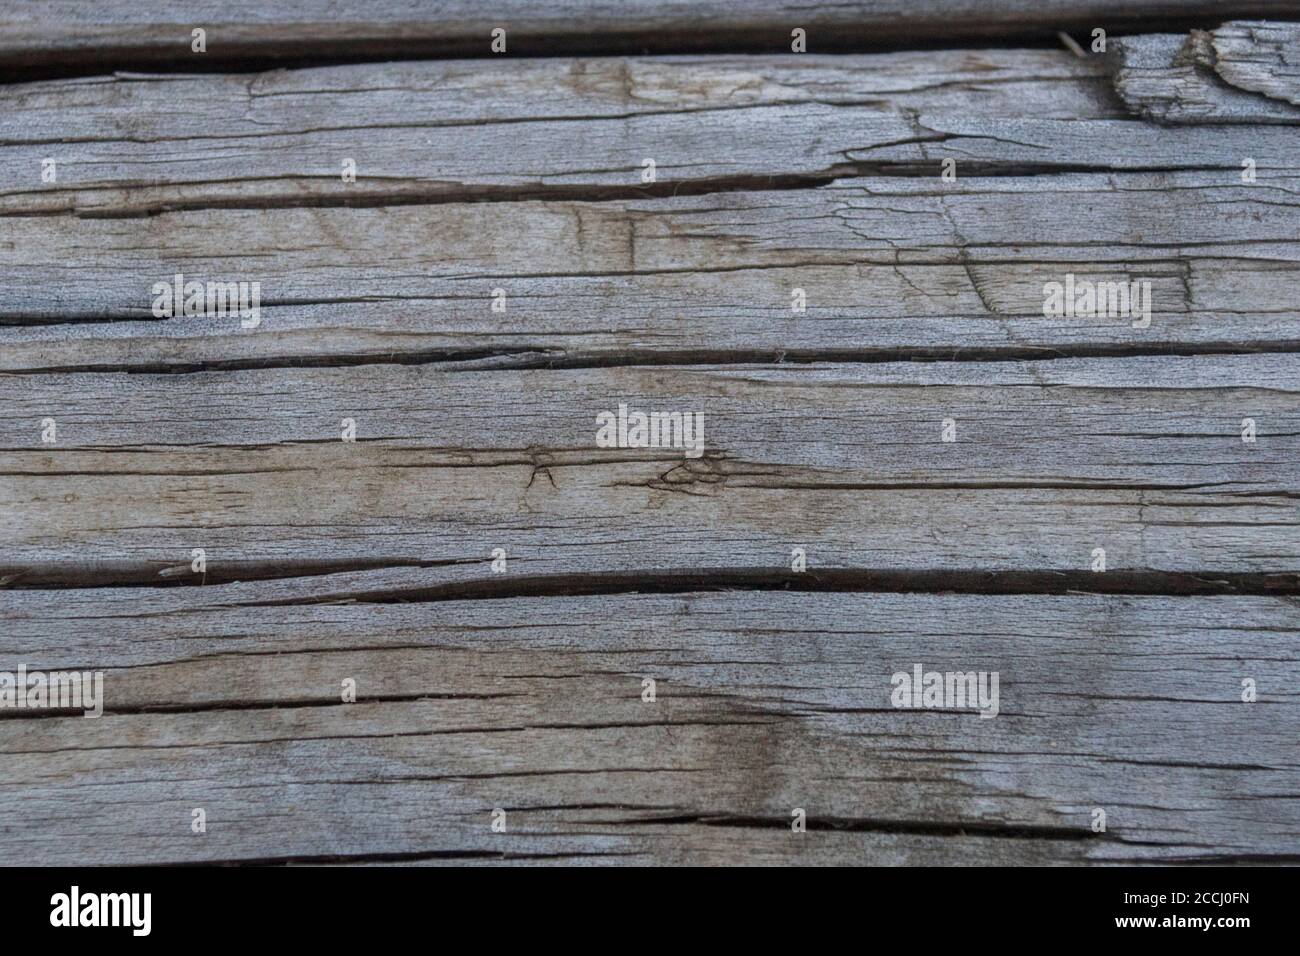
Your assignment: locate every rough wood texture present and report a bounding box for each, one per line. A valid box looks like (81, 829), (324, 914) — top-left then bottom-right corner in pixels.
(4, 174), (1299, 367)
(1112, 20), (1300, 122)
(1210, 21), (1300, 104)
(5, 2), (1297, 67)
(1, 52), (1137, 217)
(4, 53), (1297, 219)
(2, 356), (1297, 587)
(2, 14), (1298, 866)
(2, 582), (1296, 864)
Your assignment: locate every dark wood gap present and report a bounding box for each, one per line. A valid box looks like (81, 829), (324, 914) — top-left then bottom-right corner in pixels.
(5, 566), (1297, 595)
(2, 13), (1282, 82)
(4, 341), (1298, 376)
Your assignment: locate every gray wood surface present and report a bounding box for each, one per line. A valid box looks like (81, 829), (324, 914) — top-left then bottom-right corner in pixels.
(1, 51), (1133, 217)
(3, 356), (1297, 587)
(2, 582), (1296, 864)
(4, 173), (1299, 366)
(5, 2), (1297, 66)
(1111, 20), (1300, 123)
(4, 53), (1296, 219)
(1210, 21), (1300, 104)
(2, 13), (1298, 866)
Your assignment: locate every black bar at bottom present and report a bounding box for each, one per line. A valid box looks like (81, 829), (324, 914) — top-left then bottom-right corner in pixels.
(0, 865), (1282, 941)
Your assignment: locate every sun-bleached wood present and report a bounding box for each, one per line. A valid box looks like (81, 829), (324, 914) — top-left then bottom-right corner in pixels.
(1111, 21), (1300, 123)
(2, 53), (1294, 218)
(3, 13), (1298, 869)
(1, 581), (1295, 864)
(3, 173), (1299, 369)
(5, 2), (1296, 66)
(2, 356), (1295, 585)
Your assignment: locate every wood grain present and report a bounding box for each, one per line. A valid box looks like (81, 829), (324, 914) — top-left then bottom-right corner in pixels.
(2, 581), (1295, 864)
(3, 15), (1298, 867)
(4, 55), (1295, 218)
(3, 173), (1299, 369)
(1112, 21), (1300, 123)
(1205, 21), (1300, 105)
(6, 2), (1297, 67)
(2, 356), (1295, 585)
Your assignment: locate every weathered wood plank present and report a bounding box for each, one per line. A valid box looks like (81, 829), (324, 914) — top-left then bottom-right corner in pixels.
(1112, 22), (1300, 123)
(0, 51), (1125, 218)
(1208, 21), (1300, 106)
(5, 2), (1296, 67)
(1, 583), (1295, 864)
(3, 9), (1298, 871)
(4, 54), (1296, 218)
(3, 173), (1299, 368)
(0, 49), (1124, 145)
(2, 356), (1295, 584)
